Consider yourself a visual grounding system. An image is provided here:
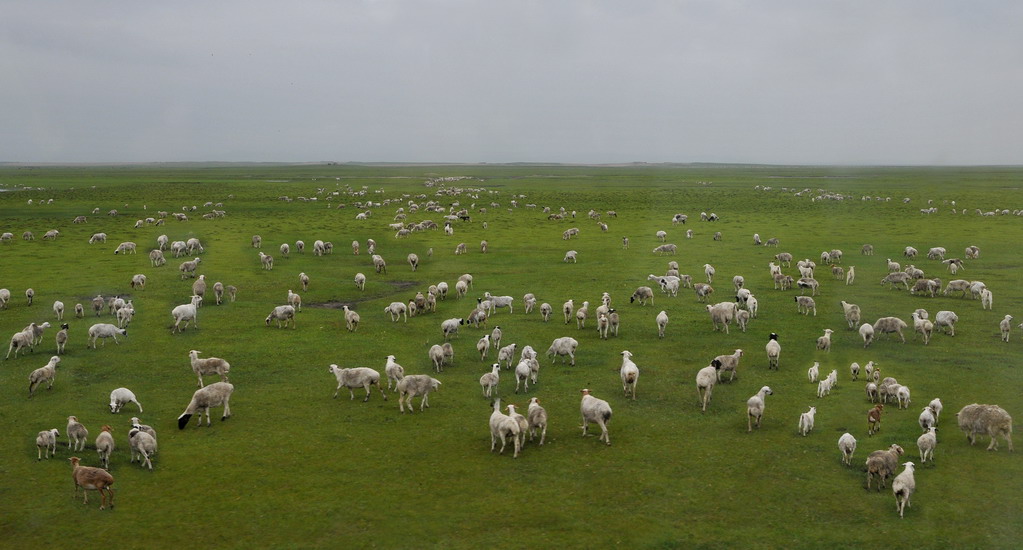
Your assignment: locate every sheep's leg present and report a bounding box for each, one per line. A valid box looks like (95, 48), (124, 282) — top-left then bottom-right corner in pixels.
(421, 394), (429, 410)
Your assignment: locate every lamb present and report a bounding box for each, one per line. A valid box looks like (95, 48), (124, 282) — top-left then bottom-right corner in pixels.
(765, 333), (781, 370)
(1000, 315), (1013, 342)
(546, 336), (579, 365)
(488, 399), (520, 457)
(798, 406), (817, 436)
(909, 312), (933, 344)
(52, 300), (65, 321)
(865, 444), (904, 491)
(286, 289), (302, 312)
(265, 305), (296, 329)
(128, 427), (157, 471)
(87, 323), (127, 348)
(956, 404), (1014, 451)
(706, 301), (737, 333)
(28, 355), (60, 396)
(67, 415), (89, 451)
(580, 389), (612, 445)
(68, 456), (115, 510)
(251, 235), (262, 248)
(328, 364), (386, 401)
(171, 295), (203, 333)
(838, 433), (857, 466)
(735, 309), (751, 333)
(341, 305), (360, 332)
(227, 285), (237, 302)
(795, 296), (816, 316)
(384, 355), (405, 390)
(934, 310), (959, 336)
(466, 307), (488, 328)
(257, 251), (274, 270)
(867, 404), (884, 435)
(37, 428), (60, 460)
(892, 462), (916, 518)
(808, 361), (820, 383)
(562, 249), (578, 263)
(872, 317), (908, 343)
(817, 377), (833, 398)
(372, 254), (387, 273)
(816, 329), (834, 352)
(746, 386), (774, 432)
(0, 288), (9, 310)
(696, 361), (721, 412)
(846, 266), (856, 285)
(980, 288), (993, 310)
(619, 350), (640, 400)
(896, 385), (911, 409)
(188, 350), (230, 388)
(526, 397), (548, 445)
(655, 310), (669, 338)
(397, 374), (442, 413)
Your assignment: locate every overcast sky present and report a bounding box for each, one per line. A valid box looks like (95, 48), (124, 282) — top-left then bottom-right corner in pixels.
(2, 1), (1021, 164)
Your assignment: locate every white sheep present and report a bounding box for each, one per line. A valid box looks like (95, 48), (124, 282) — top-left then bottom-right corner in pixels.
(934, 310), (958, 336)
(838, 433), (857, 465)
(488, 399), (520, 457)
(53, 300), (65, 321)
(171, 295), (203, 333)
(372, 254), (387, 273)
(109, 387), (143, 413)
(816, 329), (834, 352)
(620, 350), (639, 400)
(580, 389), (612, 445)
(840, 301), (860, 329)
(892, 462), (916, 518)
(286, 289), (302, 312)
(353, 272), (367, 291)
(88, 323), (127, 348)
(1000, 315), (1013, 342)
(95, 425), (115, 469)
(149, 249), (166, 267)
(765, 333), (781, 370)
(179, 257), (201, 279)
(188, 350), (230, 388)
(497, 343), (518, 370)
(176, 381), (233, 428)
(341, 305), (360, 332)
(866, 444), (904, 491)
(397, 374), (442, 413)
(807, 361), (820, 383)
(265, 304), (296, 329)
(128, 427), (157, 471)
(872, 317), (907, 343)
(527, 397), (548, 445)
(704, 263), (715, 283)
(384, 355), (405, 390)
(655, 310), (669, 338)
(706, 302), (737, 333)
(696, 361), (721, 412)
(28, 355), (60, 396)
(747, 386), (774, 432)
(6, 327), (35, 358)
(455, 280), (469, 298)
(36, 428), (60, 460)
(563, 250), (578, 263)
(546, 336), (579, 365)
(328, 364), (386, 401)
(859, 322), (875, 348)
(795, 296), (817, 316)
(956, 403), (1013, 451)
(928, 398), (943, 424)
(917, 427), (937, 463)
(441, 317), (463, 340)
(113, 241), (137, 254)
(476, 334), (491, 361)
(798, 406), (817, 436)
(55, 323), (69, 354)
(66, 415), (89, 451)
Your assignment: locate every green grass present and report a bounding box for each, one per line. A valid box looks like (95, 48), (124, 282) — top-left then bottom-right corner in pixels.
(1, 163), (1021, 548)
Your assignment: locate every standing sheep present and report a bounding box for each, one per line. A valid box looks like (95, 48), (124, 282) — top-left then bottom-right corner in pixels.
(36, 428), (60, 460)
(892, 462), (916, 518)
(68, 457), (115, 510)
(765, 333), (781, 370)
(526, 397), (548, 445)
(95, 425), (115, 469)
(546, 336), (579, 366)
(479, 363), (500, 397)
(956, 404), (1013, 451)
(838, 433), (857, 465)
(188, 350), (231, 387)
(328, 364), (387, 401)
(1000, 315), (1012, 342)
(655, 310), (669, 338)
(620, 350), (639, 400)
(177, 382), (234, 429)
(747, 386), (774, 432)
(28, 356), (60, 396)
(580, 389), (612, 445)
(798, 406), (817, 436)
(396, 375), (442, 413)
(67, 415), (89, 451)
(696, 361), (721, 412)
(384, 355), (405, 390)
(918, 427), (937, 463)
(866, 444), (904, 491)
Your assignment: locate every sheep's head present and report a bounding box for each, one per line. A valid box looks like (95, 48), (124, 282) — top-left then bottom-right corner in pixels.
(710, 359), (722, 370)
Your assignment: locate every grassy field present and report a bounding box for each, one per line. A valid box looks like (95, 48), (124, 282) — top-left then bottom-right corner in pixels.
(0, 163), (1021, 548)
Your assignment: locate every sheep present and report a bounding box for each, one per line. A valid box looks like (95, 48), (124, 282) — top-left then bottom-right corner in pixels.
(608, 309), (620, 337)
(708, 348), (742, 383)
(999, 314), (1013, 342)
(916, 426), (938, 464)
(775, 252), (793, 267)
(488, 399), (520, 457)
(475, 334), (492, 361)
(251, 235), (262, 248)
(171, 295), (203, 333)
(580, 389), (612, 445)
(977, 287), (994, 310)
(483, 293), (514, 315)
(694, 283), (715, 303)
(713, 231), (722, 241)
(620, 350), (639, 400)
(522, 293), (537, 314)
(656, 230), (667, 242)
(25, 288), (34, 306)
(746, 386), (774, 432)
(36, 428), (60, 460)
(886, 258), (901, 272)
(397, 374), (442, 413)
(652, 243), (678, 256)
(6, 325), (38, 359)
(934, 310), (958, 336)
(798, 406), (817, 436)
(113, 241), (137, 254)
(546, 336), (579, 365)
(527, 397), (547, 445)
(574, 300), (589, 328)
(50, 300), (65, 321)
(867, 403), (884, 435)
(956, 404), (1014, 451)
(562, 249), (578, 263)
(903, 246), (918, 259)
(846, 266), (856, 285)
(964, 245), (980, 259)
(128, 427), (157, 471)
(87, 323), (127, 348)
(497, 343), (518, 370)
(892, 462), (916, 518)
(441, 317), (463, 340)
(865, 443), (904, 491)
(772, 273), (793, 290)
(816, 329), (834, 352)
(455, 279), (469, 299)
(466, 307), (488, 328)
(372, 254), (387, 273)
(0, 288), (10, 310)
(265, 304), (296, 329)
(428, 344), (449, 372)
(907, 312), (933, 345)
(226, 285), (237, 302)
(817, 377), (833, 398)
(88, 232), (107, 244)
(838, 433), (857, 466)
(188, 349), (231, 388)
(704, 263), (715, 283)
(186, 237), (204, 254)
(808, 361), (820, 383)
(927, 247), (946, 260)
(91, 425), (116, 469)
(68, 456), (115, 510)
(55, 323), (69, 354)
(384, 355), (406, 390)
(148, 248), (166, 267)
(943, 279), (971, 297)
(67, 415), (89, 451)
(28, 355), (60, 396)
(328, 364), (386, 401)
(284, 289), (302, 312)
(696, 361), (722, 412)
(177, 381), (233, 428)
(926, 397), (944, 425)
(859, 322), (875, 348)
(795, 296), (816, 316)
(796, 277), (820, 296)
(562, 299), (574, 323)
(354, 272), (367, 291)
(881, 272), (912, 290)
(765, 333), (781, 370)
(703, 302), (736, 333)
(896, 385), (911, 409)
(872, 317), (907, 343)
(655, 310), (668, 338)
(841, 301), (860, 329)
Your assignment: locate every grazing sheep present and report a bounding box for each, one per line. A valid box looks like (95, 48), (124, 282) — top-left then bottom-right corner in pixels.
(696, 361), (722, 412)
(580, 389), (612, 445)
(746, 386), (774, 432)
(873, 317), (908, 343)
(653, 243), (677, 255)
(850, 361), (860, 381)
(128, 427), (157, 471)
(372, 254), (387, 273)
(563, 250), (578, 263)
(927, 247), (946, 260)
(177, 381), (234, 428)
(704, 263), (715, 283)
(265, 305), (296, 329)
(407, 253), (419, 271)
(36, 428), (60, 460)
(867, 404), (884, 435)
(328, 364), (386, 401)
(28, 355), (60, 396)
(397, 374), (442, 413)
(620, 350), (639, 400)
(109, 387), (142, 413)
(859, 322), (875, 348)
(68, 456), (115, 510)
(546, 336), (579, 365)
(655, 310), (668, 338)
(113, 241), (137, 255)
(354, 272), (367, 291)
(838, 433), (857, 465)
(795, 296), (816, 316)
(25, 288), (34, 306)
(816, 329), (834, 352)
(866, 444), (904, 491)
(67, 416), (89, 451)
(765, 333), (781, 370)
(171, 295), (203, 333)
(956, 404), (1014, 451)
(841, 301), (861, 329)
(562, 299), (574, 323)
(527, 397), (548, 445)
(149, 249), (166, 267)
(384, 355), (405, 390)
(798, 406), (817, 436)
(251, 235), (262, 248)
(934, 310), (958, 336)
(892, 462), (916, 518)
(87, 323), (127, 348)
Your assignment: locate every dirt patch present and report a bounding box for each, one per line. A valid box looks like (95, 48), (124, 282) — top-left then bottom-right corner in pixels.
(386, 280), (418, 291)
(307, 300), (354, 310)
(308, 281), (421, 310)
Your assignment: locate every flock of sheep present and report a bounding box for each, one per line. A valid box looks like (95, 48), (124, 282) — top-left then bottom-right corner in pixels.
(3, 181), (1017, 521)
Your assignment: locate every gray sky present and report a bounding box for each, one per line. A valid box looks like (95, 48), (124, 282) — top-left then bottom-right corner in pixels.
(2, 1), (1021, 164)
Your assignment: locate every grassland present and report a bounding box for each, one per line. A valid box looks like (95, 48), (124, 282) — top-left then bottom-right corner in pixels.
(0, 163), (1021, 549)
